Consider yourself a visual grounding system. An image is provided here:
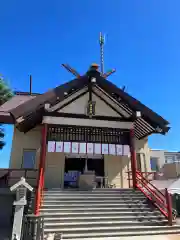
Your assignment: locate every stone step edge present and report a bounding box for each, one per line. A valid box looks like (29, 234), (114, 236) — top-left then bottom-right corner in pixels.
(44, 223), (180, 232)
(43, 196), (145, 198)
(41, 211), (161, 216)
(44, 219), (171, 227)
(41, 204), (149, 207)
(44, 229), (180, 239)
(43, 215), (165, 220)
(40, 207), (155, 211)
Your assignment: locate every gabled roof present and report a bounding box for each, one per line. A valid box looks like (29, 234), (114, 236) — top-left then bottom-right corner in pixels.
(0, 92), (37, 123)
(0, 69), (170, 139)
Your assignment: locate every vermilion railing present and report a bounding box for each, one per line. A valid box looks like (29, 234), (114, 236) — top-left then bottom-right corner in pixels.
(34, 169), (44, 216)
(135, 171), (173, 225)
(127, 171), (155, 187)
(34, 124), (47, 216)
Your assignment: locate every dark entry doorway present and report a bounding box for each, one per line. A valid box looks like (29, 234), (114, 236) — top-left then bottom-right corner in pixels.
(87, 158), (104, 177)
(64, 157), (104, 188)
(65, 158), (85, 174)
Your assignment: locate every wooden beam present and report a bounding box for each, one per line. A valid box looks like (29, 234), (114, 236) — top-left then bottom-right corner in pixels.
(43, 116), (133, 129)
(44, 111), (134, 122)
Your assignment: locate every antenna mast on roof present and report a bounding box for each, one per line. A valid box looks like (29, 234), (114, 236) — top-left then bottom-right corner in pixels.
(99, 32), (116, 79)
(61, 33), (116, 79)
(99, 32), (105, 74)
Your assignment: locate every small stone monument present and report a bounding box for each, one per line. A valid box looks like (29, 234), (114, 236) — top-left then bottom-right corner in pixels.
(10, 177), (33, 240)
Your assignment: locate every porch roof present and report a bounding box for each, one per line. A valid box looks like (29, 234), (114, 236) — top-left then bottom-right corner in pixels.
(0, 72), (170, 139)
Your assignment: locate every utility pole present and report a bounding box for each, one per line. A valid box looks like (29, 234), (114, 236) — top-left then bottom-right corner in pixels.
(29, 75), (32, 95)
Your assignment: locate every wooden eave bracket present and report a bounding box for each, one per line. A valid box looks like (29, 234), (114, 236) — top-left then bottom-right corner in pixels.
(44, 103), (51, 111)
(16, 116), (25, 124)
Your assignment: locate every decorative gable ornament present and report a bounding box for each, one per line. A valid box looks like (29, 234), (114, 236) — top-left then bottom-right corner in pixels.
(10, 177), (33, 205)
(87, 101), (96, 118)
(10, 177), (33, 192)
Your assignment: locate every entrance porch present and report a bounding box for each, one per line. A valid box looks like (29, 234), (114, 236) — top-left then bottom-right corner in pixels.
(44, 152), (132, 189)
(40, 124), (136, 190)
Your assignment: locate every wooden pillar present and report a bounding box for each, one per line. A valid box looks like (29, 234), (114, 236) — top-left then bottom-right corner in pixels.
(34, 124), (48, 215)
(129, 128), (137, 189)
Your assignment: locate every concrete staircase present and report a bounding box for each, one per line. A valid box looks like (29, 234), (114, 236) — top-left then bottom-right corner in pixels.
(40, 188), (180, 239)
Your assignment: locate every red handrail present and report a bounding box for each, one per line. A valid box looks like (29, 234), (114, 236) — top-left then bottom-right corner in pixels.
(136, 171), (165, 199)
(136, 175), (167, 205)
(136, 176), (168, 217)
(34, 124), (47, 216)
(135, 171), (173, 225)
(35, 168), (44, 215)
(136, 181), (168, 217)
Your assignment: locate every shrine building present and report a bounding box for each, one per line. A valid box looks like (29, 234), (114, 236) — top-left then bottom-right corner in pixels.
(0, 64), (169, 193)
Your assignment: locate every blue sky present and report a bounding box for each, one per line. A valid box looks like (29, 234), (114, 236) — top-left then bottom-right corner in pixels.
(0, 0), (180, 167)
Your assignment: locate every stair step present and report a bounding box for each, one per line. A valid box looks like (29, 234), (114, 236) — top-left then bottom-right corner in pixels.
(44, 190), (143, 193)
(43, 196), (145, 201)
(43, 200), (146, 205)
(41, 210), (161, 217)
(44, 219), (169, 229)
(45, 188), (133, 192)
(43, 215), (164, 222)
(43, 193), (143, 197)
(38, 189), (179, 238)
(41, 202), (149, 208)
(40, 206), (156, 213)
(46, 228), (180, 239)
(42, 199), (147, 203)
(43, 194), (144, 198)
(44, 224), (180, 233)
(43, 192), (144, 195)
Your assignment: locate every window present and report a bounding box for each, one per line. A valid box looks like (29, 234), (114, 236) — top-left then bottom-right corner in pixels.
(165, 155), (175, 164)
(22, 149), (36, 168)
(175, 154), (180, 162)
(150, 157), (159, 171)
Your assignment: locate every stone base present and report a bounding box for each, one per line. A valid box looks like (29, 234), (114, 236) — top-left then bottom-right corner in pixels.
(78, 171), (96, 190)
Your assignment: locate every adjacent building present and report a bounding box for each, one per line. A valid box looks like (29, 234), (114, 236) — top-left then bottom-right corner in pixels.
(150, 149), (180, 179)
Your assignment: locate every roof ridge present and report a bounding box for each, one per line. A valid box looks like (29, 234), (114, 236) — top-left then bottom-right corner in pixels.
(14, 91), (41, 96)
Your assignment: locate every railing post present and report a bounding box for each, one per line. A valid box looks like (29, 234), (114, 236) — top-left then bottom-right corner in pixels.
(127, 171), (130, 188)
(22, 215), (44, 240)
(129, 128), (137, 189)
(165, 188), (173, 226)
(34, 124), (47, 216)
